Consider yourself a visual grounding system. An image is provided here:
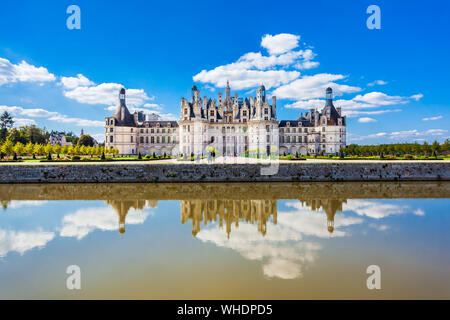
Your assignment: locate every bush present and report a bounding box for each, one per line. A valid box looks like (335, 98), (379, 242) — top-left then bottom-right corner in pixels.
(144, 154), (152, 159)
(138, 152), (142, 160)
(403, 154), (414, 160)
(72, 155), (81, 161)
(286, 155), (294, 160)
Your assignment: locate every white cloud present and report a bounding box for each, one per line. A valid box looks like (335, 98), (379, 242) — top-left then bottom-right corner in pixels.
(358, 117), (377, 123)
(343, 109), (402, 118)
(261, 33), (300, 55)
(353, 92), (420, 106)
(0, 105), (103, 127)
(273, 74), (361, 101)
(197, 200), (362, 279)
(413, 209), (425, 216)
(367, 80), (388, 87)
(0, 58), (56, 86)
(60, 206), (152, 240)
(13, 118), (36, 127)
(193, 33), (319, 90)
(0, 229), (55, 257)
(422, 115), (442, 121)
(344, 200), (409, 219)
(6, 201), (48, 209)
(60, 74), (94, 89)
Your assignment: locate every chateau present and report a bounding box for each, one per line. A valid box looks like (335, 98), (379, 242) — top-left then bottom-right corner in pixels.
(105, 84), (346, 156)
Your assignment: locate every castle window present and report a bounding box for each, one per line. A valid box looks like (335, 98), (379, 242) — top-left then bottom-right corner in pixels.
(151, 129), (154, 133)
(264, 108), (268, 114)
(162, 129), (165, 133)
(131, 128), (133, 133)
(266, 135), (270, 143)
(162, 136), (165, 143)
(264, 117), (268, 120)
(322, 127), (325, 132)
(157, 137), (160, 143)
(110, 128), (113, 132)
(210, 110), (214, 116)
(146, 129), (148, 133)
(184, 109), (188, 115)
(243, 110), (247, 116)
(146, 137), (149, 143)
(110, 136), (113, 143)
(131, 136), (133, 142)
(243, 119), (247, 123)
(140, 137), (144, 143)
(140, 129), (144, 133)
(168, 136), (171, 143)
(151, 137), (154, 143)
(287, 122), (290, 127)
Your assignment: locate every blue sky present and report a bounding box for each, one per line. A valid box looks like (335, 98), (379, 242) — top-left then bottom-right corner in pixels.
(0, 0), (449, 143)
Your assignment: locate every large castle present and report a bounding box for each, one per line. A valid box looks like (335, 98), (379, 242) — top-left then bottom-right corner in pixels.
(105, 83), (346, 156)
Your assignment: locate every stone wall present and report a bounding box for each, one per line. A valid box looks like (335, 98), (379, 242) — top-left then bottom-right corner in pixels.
(0, 162), (449, 183)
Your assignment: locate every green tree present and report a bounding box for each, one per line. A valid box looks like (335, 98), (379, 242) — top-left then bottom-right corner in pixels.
(7, 128), (26, 144)
(44, 143), (53, 155)
(24, 142), (34, 156)
(1, 139), (14, 157)
(78, 134), (95, 147)
(13, 142), (25, 156)
(61, 145), (69, 156)
(53, 144), (62, 158)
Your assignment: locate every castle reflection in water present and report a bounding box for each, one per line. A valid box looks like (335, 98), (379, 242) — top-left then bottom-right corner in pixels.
(104, 198), (345, 236)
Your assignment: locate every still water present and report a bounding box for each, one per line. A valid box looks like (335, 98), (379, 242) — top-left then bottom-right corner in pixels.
(0, 182), (449, 299)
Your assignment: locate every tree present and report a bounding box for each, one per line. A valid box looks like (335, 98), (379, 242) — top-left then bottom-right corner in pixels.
(1, 139), (14, 157)
(53, 144), (62, 158)
(44, 143), (53, 155)
(78, 134), (95, 147)
(61, 145), (69, 156)
(13, 142), (25, 156)
(24, 142), (34, 156)
(33, 144), (44, 157)
(80, 145), (87, 155)
(7, 128), (26, 144)
(0, 111), (14, 130)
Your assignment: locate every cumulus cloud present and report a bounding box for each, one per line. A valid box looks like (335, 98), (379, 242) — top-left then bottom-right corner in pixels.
(349, 128), (448, 142)
(63, 82), (151, 107)
(422, 115), (442, 121)
(261, 33), (301, 55)
(0, 105), (103, 127)
(344, 200), (409, 219)
(197, 200), (362, 279)
(193, 33), (319, 90)
(274, 74), (361, 101)
(358, 117), (377, 123)
(0, 58), (56, 86)
(0, 229), (55, 257)
(60, 206), (152, 240)
(60, 74), (94, 89)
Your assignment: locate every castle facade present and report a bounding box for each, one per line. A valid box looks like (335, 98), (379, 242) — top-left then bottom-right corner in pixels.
(105, 84), (346, 156)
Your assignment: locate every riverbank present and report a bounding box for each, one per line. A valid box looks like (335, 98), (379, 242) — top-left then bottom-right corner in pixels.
(0, 161), (449, 183)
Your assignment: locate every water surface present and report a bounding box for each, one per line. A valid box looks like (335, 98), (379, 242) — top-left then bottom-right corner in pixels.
(0, 182), (449, 299)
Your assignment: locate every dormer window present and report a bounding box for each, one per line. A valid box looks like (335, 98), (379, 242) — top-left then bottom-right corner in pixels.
(286, 122), (290, 127)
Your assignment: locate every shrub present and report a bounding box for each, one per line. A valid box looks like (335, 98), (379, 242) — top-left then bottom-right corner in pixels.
(72, 155), (81, 161)
(144, 154), (151, 159)
(403, 154), (414, 160)
(101, 152), (106, 160)
(138, 152), (142, 160)
(286, 155), (294, 160)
